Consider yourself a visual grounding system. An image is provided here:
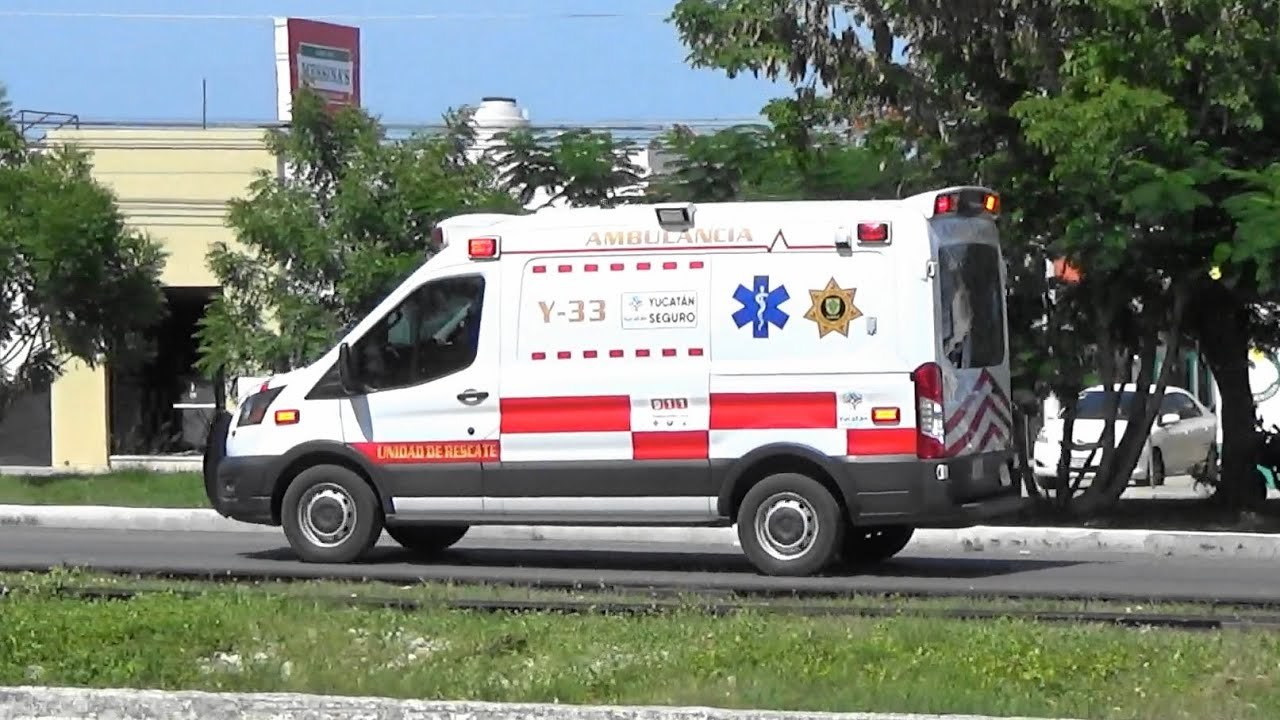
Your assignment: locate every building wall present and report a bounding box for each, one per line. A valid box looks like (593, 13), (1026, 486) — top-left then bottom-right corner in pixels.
(27, 113), (655, 470)
(39, 127), (275, 470)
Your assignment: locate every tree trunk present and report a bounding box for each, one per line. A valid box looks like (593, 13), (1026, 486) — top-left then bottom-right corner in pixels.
(1010, 406), (1042, 501)
(1054, 405), (1077, 509)
(1196, 303), (1261, 510)
(1076, 288), (1188, 515)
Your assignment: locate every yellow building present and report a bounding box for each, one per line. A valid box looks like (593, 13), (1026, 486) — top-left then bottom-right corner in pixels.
(3, 125), (276, 473)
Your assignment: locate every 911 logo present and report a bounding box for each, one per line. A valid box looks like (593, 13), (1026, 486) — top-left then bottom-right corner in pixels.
(651, 398), (689, 411)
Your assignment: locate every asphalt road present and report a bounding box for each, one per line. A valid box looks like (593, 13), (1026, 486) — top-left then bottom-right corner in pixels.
(3, 525), (1280, 605)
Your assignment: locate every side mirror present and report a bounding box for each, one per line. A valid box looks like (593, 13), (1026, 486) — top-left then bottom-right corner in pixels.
(337, 342), (360, 394)
(1158, 412), (1180, 427)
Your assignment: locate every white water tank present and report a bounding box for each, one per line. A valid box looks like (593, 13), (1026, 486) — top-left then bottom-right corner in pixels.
(469, 96), (530, 161)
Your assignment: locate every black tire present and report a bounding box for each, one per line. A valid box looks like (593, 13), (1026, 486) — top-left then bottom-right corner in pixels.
(1149, 449), (1166, 487)
(842, 524), (914, 566)
(1201, 444), (1220, 483)
(202, 411), (232, 513)
(386, 524), (469, 554)
(736, 472), (845, 577)
(280, 464), (383, 564)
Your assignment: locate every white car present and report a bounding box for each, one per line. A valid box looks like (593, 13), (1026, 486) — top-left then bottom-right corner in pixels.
(1032, 384), (1218, 488)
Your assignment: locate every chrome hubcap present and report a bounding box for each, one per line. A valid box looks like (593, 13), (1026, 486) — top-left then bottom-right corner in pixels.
(754, 491), (819, 561)
(297, 482), (357, 548)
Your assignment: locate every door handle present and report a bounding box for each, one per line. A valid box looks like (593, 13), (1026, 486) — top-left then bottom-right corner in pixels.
(457, 389), (489, 405)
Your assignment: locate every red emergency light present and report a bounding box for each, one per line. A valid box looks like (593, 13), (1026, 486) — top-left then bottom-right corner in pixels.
(856, 222), (890, 244)
(468, 236), (500, 259)
(934, 189), (1001, 218)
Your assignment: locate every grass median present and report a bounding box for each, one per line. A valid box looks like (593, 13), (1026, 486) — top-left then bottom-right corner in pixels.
(0, 470), (206, 507)
(1, 572), (1277, 719)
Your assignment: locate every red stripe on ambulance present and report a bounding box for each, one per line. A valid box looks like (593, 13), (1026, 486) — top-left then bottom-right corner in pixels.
(500, 395), (632, 434)
(846, 428), (915, 456)
(709, 392), (836, 430)
(632, 430), (709, 460)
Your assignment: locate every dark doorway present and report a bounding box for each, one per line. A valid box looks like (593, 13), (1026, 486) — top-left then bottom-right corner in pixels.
(0, 380), (52, 466)
(108, 286), (223, 456)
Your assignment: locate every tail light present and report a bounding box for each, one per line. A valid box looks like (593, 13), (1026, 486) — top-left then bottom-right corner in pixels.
(913, 362), (946, 459)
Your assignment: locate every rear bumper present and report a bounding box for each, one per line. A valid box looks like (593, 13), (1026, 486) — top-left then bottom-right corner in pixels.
(835, 450), (1025, 528)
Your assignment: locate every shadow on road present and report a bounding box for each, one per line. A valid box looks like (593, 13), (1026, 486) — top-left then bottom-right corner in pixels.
(239, 544), (1087, 581)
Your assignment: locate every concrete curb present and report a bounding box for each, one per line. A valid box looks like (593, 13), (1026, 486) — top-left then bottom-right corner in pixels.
(0, 686), (1077, 720)
(3, 504), (1280, 559)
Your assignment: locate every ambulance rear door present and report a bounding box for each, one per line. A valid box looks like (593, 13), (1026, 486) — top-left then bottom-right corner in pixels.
(930, 192), (1012, 460)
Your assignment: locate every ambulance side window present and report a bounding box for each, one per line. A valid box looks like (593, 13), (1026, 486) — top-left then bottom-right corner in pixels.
(351, 275), (486, 391)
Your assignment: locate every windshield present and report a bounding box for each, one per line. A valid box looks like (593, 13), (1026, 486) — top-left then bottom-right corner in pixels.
(1069, 390), (1137, 420)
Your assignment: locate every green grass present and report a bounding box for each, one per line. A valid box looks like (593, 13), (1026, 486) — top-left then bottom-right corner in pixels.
(8, 568), (1278, 619)
(1, 571), (1278, 719)
(0, 470), (207, 507)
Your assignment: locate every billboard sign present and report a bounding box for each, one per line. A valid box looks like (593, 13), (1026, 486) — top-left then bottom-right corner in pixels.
(273, 17), (361, 121)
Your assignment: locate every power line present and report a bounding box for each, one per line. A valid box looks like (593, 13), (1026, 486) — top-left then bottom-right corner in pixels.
(0, 10), (665, 22)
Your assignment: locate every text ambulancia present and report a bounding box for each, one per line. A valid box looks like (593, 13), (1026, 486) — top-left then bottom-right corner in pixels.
(204, 187), (1024, 577)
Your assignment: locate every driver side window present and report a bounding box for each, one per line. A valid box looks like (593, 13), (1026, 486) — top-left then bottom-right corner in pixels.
(351, 275), (486, 392)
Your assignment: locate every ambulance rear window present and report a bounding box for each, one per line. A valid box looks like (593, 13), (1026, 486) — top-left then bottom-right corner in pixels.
(938, 243), (1004, 368)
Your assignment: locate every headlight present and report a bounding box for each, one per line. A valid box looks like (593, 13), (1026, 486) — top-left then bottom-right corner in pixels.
(237, 386), (285, 426)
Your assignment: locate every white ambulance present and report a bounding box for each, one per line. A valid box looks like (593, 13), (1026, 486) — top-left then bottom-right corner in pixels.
(204, 185), (1023, 577)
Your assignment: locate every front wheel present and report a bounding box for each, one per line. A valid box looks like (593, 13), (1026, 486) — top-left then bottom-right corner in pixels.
(1149, 449), (1166, 487)
(842, 525), (914, 566)
(386, 524), (469, 555)
(281, 464), (383, 564)
(736, 472), (845, 577)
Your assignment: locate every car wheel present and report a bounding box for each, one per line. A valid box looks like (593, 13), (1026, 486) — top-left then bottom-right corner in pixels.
(281, 464), (383, 564)
(1201, 444), (1220, 482)
(386, 524), (469, 555)
(736, 472), (845, 577)
(841, 524), (914, 566)
(1150, 449), (1166, 487)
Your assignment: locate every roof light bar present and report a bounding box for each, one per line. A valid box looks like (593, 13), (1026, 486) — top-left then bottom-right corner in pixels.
(933, 189), (1001, 218)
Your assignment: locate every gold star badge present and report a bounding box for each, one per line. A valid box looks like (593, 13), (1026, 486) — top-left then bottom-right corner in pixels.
(804, 278), (862, 337)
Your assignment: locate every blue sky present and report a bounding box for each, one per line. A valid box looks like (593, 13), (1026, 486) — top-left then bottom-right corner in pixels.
(0, 0), (795, 126)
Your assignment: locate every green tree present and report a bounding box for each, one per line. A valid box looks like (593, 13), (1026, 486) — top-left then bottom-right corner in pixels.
(0, 82), (168, 418)
(1005, 1), (1280, 509)
(642, 96), (928, 203)
(196, 88), (520, 379)
(489, 127), (645, 208)
(668, 0), (1280, 512)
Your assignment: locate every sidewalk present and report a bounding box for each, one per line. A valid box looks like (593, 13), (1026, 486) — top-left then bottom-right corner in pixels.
(5, 504), (1280, 559)
(0, 686), (1082, 720)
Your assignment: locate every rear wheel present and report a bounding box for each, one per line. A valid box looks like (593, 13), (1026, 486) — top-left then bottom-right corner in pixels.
(1200, 444), (1220, 483)
(841, 524), (914, 566)
(736, 472), (845, 577)
(386, 524), (469, 555)
(281, 464), (383, 564)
